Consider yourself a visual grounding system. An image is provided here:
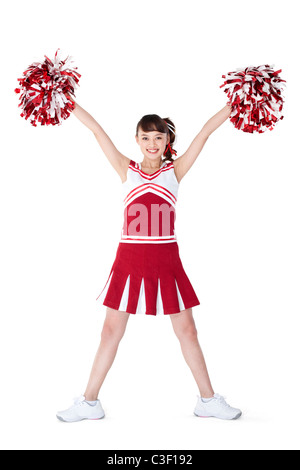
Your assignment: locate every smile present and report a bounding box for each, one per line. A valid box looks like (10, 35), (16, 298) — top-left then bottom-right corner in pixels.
(147, 149), (159, 154)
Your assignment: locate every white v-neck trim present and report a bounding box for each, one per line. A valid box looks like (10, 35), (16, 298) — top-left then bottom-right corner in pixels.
(138, 161), (167, 176)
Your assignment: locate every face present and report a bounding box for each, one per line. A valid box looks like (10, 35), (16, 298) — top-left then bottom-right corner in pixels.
(135, 129), (170, 160)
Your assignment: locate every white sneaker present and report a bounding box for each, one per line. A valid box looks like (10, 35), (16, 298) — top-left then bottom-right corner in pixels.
(194, 394), (242, 420)
(56, 395), (105, 423)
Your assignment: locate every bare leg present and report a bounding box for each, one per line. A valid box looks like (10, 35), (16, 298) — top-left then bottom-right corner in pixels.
(84, 307), (130, 401)
(170, 308), (214, 398)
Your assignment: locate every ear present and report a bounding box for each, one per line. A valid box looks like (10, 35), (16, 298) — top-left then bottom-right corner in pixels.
(135, 135), (139, 144)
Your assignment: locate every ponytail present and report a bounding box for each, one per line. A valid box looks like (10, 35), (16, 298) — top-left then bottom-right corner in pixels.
(163, 117), (177, 163)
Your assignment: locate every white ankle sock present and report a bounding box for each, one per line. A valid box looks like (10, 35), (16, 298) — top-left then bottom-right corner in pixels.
(86, 400), (98, 406)
(201, 397), (214, 403)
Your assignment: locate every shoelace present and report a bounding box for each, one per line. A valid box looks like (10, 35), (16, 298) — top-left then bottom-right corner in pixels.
(73, 395), (86, 406)
(197, 394), (229, 407)
(214, 394), (230, 408)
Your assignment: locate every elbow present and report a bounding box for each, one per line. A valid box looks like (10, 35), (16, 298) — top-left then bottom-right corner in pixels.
(200, 129), (210, 140)
(93, 127), (103, 138)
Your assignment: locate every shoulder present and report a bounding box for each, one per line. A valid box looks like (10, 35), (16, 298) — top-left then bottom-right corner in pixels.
(162, 159), (175, 169)
(120, 159), (138, 183)
(128, 159), (139, 169)
(126, 159), (140, 174)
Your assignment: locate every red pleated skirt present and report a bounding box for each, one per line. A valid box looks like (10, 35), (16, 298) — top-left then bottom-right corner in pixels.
(96, 242), (200, 316)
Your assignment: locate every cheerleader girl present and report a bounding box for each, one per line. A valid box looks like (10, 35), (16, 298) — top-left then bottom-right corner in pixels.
(56, 103), (242, 422)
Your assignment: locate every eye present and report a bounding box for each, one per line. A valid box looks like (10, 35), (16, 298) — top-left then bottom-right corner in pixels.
(142, 137), (148, 140)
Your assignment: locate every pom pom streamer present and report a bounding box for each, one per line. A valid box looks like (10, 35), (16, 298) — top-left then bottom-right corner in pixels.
(15, 49), (80, 126)
(220, 65), (286, 133)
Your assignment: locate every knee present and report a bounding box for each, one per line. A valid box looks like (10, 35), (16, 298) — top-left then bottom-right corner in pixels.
(174, 323), (198, 342)
(101, 322), (126, 343)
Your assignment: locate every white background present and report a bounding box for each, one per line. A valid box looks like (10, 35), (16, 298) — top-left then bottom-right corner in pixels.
(1, 0), (299, 451)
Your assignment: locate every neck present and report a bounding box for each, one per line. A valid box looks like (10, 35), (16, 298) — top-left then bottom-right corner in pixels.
(141, 156), (162, 168)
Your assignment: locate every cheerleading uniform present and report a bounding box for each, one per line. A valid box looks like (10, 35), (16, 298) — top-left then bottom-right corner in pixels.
(96, 159), (200, 315)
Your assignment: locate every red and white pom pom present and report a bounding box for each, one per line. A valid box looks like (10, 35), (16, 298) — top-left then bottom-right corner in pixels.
(15, 49), (80, 127)
(220, 65), (286, 133)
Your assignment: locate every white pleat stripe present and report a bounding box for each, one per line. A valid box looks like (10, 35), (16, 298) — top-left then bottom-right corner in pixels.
(156, 278), (164, 315)
(96, 270), (113, 303)
(135, 278), (146, 315)
(175, 279), (186, 311)
(118, 274), (130, 311)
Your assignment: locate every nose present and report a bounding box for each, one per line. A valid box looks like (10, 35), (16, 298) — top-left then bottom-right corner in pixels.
(148, 138), (158, 147)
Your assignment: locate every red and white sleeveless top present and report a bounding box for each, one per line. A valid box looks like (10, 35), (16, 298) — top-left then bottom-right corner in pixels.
(120, 159), (179, 244)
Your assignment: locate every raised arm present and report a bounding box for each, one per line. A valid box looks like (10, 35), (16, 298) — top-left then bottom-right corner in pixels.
(72, 102), (131, 182)
(173, 104), (232, 183)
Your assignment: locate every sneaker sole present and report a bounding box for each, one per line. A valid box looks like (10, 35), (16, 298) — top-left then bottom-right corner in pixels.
(56, 414), (105, 423)
(194, 412), (242, 420)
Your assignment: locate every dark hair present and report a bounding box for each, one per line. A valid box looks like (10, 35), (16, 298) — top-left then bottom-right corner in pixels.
(136, 114), (177, 163)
